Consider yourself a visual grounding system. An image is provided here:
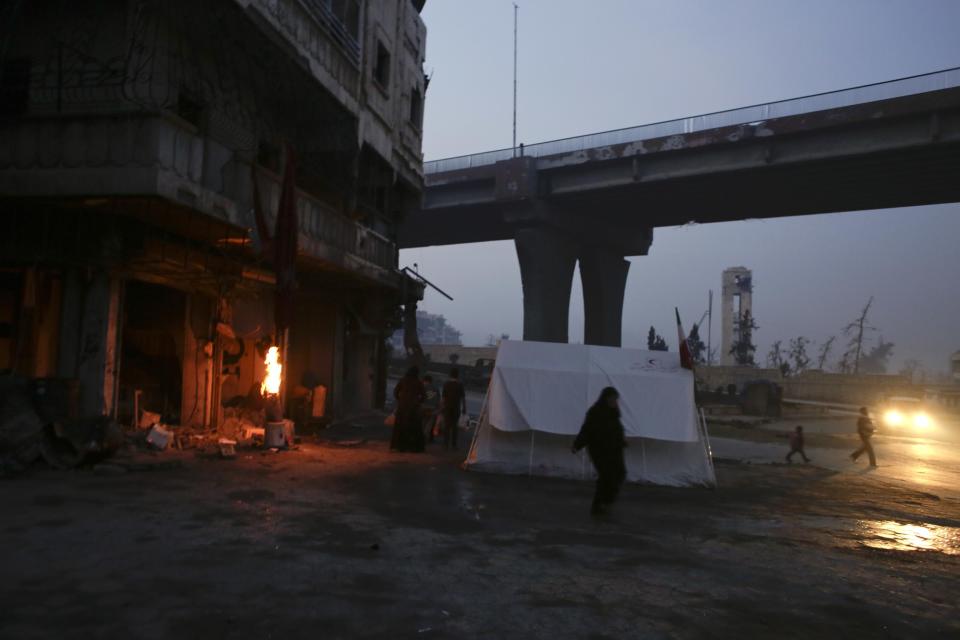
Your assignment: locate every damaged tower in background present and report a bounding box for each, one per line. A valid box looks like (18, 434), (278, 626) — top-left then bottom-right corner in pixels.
(720, 267), (753, 366)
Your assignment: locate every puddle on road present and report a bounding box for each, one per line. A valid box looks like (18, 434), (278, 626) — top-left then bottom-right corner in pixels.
(854, 520), (960, 555)
(721, 516), (960, 556)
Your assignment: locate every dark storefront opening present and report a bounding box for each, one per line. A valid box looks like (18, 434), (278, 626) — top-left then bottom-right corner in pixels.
(0, 271), (21, 372)
(118, 281), (186, 425)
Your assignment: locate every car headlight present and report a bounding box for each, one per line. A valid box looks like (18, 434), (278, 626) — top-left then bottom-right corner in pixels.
(884, 410), (904, 427)
(912, 412), (933, 429)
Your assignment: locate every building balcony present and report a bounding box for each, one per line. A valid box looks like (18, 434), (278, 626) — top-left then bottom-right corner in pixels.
(0, 111), (400, 287)
(254, 164), (399, 283)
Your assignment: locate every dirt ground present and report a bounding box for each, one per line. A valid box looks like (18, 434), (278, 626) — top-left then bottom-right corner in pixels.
(2, 421), (959, 640)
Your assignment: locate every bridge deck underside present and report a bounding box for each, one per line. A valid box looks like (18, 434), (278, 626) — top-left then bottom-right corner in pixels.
(400, 139), (960, 249)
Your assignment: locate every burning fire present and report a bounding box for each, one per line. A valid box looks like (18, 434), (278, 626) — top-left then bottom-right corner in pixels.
(261, 346), (282, 396)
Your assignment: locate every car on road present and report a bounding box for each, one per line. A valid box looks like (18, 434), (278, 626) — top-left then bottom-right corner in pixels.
(878, 396), (936, 431)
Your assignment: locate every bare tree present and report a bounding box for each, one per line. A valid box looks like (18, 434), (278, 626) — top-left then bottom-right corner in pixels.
(816, 336), (836, 370)
(837, 351), (850, 374)
(789, 337), (811, 375)
(841, 297), (875, 374)
(766, 340), (786, 371)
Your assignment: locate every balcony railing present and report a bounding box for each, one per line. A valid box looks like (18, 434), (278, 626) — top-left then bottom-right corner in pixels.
(300, 0), (362, 63)
(256, 168), (397, 273)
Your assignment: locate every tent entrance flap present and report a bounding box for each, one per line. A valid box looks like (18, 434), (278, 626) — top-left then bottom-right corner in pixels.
(466, 340), (715, 488)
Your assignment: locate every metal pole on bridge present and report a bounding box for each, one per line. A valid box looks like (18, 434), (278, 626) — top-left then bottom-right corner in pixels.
(512, 3), (518, 157)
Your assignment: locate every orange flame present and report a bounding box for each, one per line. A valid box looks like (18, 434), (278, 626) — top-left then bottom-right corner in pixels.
(261, 346), (282, 396)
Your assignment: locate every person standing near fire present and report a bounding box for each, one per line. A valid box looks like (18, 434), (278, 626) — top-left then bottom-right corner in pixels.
(392, 366), (426, 452)
(441, 369), (467, 450)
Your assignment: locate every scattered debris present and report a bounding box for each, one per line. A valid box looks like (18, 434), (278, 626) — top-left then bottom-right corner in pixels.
(138, 410), (162, 430)
(218, 438), (237, 459)
(40, 418), (122, 469)
(0, 376), (44, 469)
(145, 425), (173, 451)
(265, 420), (295, 449)
(242, 426), (265, 443)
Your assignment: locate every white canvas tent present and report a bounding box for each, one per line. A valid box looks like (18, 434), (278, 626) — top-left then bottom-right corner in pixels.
(465, 340), (716, 487)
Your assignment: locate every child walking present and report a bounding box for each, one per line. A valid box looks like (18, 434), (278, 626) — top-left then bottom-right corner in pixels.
(786, 425), (811, 463)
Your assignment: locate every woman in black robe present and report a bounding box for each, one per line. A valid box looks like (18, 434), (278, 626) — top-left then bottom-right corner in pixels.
(392, 366), (426, 452)
(573, 387), (627, 516)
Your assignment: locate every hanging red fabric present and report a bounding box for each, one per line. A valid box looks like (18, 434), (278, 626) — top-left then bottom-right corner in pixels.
(273, 144), (298, 336)
(250, 164), (273, 257)
(675, 307), (695, 371)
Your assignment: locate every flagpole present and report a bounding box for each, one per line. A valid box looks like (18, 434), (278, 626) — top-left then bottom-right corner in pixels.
(677, 306), (715, 486)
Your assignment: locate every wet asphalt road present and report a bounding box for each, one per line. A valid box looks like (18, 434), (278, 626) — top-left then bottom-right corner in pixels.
(711, 414), (960, 499)
(2, 417), (959, 639)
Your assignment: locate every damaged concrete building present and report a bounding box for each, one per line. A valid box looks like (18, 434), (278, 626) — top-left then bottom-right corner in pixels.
(0, 0), (428, 430)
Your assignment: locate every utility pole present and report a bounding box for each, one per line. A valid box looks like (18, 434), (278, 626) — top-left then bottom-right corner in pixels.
(707, 289), (713, 366)
(512, 3), (518, 157)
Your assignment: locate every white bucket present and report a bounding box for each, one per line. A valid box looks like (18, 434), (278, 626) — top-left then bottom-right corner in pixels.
(265, 420), (294, 448)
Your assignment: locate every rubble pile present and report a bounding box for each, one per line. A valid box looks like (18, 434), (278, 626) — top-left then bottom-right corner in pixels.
(2, 375), (298, 477)
(0, 377), (43, 475)
(0, 377), (123, 476)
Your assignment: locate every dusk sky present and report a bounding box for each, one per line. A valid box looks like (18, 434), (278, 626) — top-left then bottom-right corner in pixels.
(401, 0), (960, 374)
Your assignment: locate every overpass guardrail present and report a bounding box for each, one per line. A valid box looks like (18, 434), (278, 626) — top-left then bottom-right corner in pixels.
(425, 66), (960, 174)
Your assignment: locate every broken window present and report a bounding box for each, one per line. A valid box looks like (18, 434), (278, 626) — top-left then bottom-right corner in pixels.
(373, 41), (391, 91)
(409, 88), (422, 128)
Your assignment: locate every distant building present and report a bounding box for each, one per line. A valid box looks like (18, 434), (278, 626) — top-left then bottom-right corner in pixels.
(390, 310), (463, 350)
(720, 267), (753, 366)
(951, 350), (960, 384)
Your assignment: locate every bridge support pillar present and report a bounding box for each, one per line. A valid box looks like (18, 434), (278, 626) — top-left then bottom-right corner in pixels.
(515, 227), (578, 343)
(580, 248), (630, 347)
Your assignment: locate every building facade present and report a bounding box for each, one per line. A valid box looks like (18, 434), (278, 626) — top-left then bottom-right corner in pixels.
(0, 0), (428, 425)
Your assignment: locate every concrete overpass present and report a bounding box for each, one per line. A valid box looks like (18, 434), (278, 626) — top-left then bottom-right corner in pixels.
(400, 67), (960, 346)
